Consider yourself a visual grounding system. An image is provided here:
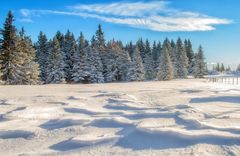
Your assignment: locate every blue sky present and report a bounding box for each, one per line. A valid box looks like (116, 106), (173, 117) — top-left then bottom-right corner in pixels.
(0, 0), (239, 68)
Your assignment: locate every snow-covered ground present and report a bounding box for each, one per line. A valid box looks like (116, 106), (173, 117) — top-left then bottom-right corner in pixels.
(0, 79), (240, 156)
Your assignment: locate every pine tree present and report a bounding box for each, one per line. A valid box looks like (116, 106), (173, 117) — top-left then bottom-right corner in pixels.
(216, 63), (220, 72)
(79, 32), (86, 50)
(152, 41), (161, 78)
(127, 46), (145, 81)
(91, 35), (97, 49)
(72, 46), (104, 83)
(19, 28), (40, 84)
(55, 31), (65, 50)
(236, 64), (240, 72)
(193, 46), (206, 78)
(63, 30), (77, 82)
(184, 39), (194, 74)
(174, 38), (188, 78)
(95, 24), (105, 50)
(136, 38), (145, 62)
(0, 11), (25, 84)
(170, 39), (176, 63)
(116, 48), (132, 81)
(220, 63), (225, 73)
(125, 41), (134, 60)
(157, 42), (174, 81)
(144, 39), (154, 80)
(90, 47), (104, 83)
(36, 31), (49, 82)
(102, 40), (131, 82)
(46, 37), (65, 83)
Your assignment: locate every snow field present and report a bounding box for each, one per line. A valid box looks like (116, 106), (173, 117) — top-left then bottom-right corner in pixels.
(0, 79), (240, 155)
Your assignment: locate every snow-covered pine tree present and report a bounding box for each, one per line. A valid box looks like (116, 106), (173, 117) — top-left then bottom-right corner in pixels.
(72, 33), (85, 83)
(170, 39), (176, 62)
(79, 32), (87, 50)
(91, 35), (97, 49)
(161, 39), (174, 78)
(19, 28), (40, 85)
(220, 63), (225, 73)
(127, 46), (145, 81)
(63, 30), (77, 82)
(55, 31), (66, 67)
(193, 46), (206, 78)
(102, 40), (131, 82)
(184, 39), (194, 74)
(55, 31), (65, 50)
(216, 63), (220, 72)
(101, 49), (117, 82)
(143, 39), (154, 80)
(0, 11), (25, 84)
(157, 41), (174, 81)
(46, 37), (65, 84)
(152, 41), (161, 78)
(236, 64), (240, 73)
(36, 31), (49, 82)
(125, 41), (134, 60)
(95, 24), (105, 50)
(72, 46), (104, 83)
(174, 38), (188, 78)
(136, 38), (145, 62)
(152, 41), (161, 63)
(116, 48), (132, 82)
(72, 33), (104, 83)
(72, 45), (90, 83)
(90, 47), (104, 83)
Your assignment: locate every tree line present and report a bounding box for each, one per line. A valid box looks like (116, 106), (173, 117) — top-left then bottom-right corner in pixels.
(0, 11), (207, 85)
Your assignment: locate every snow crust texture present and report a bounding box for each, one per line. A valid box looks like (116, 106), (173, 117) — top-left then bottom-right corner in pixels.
(0, 79), (240, 155)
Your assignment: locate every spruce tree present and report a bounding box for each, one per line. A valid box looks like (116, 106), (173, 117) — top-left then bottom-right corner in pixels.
(116, 48), (132, 81)
(236, 64), (240, 72)
(36, 31), (49, 82)
(157, 42), (174, 81)
(79, 32), (87, 50)
(91, 35), (97, 49)
(216, 63), (220, 72)
(0, 11), (25, 84)
(55, 31), (65, 50)
(46, 37), (65, 83)
(220, 63), (225, 73)
(102, 40), (131, 82)
(90, 47), (104, 83)
(193, 46), (206, 78)
(125, 41), (134, 60)
(72, 46), (104, 83)
(127, 46), (145, 81)
(144, 39), (154, 80)
(95, 24), (105, 50)
(185, 39), (194, 74)
(136, 38), (145, 62)
(63, 30), (77, 82)
(174, 38), (188, 78)
(19, 28), (40, 84)
(152, 41), (161, 78)
(72, 45), (90, 83)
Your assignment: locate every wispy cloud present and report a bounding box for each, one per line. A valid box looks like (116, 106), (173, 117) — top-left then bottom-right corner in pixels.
(19, 1), (232, 32)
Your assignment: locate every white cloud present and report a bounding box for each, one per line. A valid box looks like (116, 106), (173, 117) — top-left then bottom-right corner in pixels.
(70, 1), (169, 17)
(19, 1), (232, 32)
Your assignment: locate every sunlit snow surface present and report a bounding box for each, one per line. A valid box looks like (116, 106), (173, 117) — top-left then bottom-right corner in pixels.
(0, 79), (240, 155)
